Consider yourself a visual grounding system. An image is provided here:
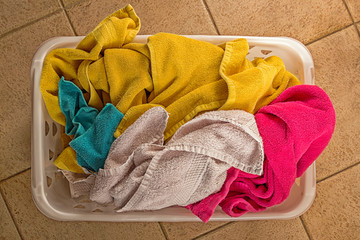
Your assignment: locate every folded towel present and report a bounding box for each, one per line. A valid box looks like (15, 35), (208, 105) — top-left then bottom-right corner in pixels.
(187, 85), (336, 222)
(90, 107), (264, 212)
(56, 78), (124, 172)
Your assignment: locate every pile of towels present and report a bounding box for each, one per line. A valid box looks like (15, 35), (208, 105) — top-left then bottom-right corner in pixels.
(40, 4), (335, 222)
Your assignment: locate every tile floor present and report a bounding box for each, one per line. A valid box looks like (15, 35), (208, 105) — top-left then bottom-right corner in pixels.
(0, 0), (359, 239)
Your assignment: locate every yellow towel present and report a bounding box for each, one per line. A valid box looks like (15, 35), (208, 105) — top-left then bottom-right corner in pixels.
(114, 34), (300, 139)
(218, 40), (300, 112)
(40, 4), (140, 125)
(41, 5), (140, 172)
(40, 4), (300, 173)
(54, 147), (84, 174)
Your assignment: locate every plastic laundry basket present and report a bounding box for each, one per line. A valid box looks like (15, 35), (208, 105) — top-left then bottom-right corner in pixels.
(31, 35), (316, 222)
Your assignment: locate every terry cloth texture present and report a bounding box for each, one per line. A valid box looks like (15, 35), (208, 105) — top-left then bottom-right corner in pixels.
(61, 170), (95, 198)
(40, 4), (300, 144)
(186, 85), (336, 222)
(55, 77), (124, 172)
(90, 107), (264, 212)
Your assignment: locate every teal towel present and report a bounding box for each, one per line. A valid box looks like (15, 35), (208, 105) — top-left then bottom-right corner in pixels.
(70, 104), (123, 172)
(58, 77), (98, 138)
(59, 77), (124, 172)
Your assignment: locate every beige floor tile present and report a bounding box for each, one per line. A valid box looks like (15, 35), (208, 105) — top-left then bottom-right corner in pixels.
(66, 0), (217, 35)
(197, 218), (308, 240)
(161, 222), (228, 240)
(0, 170), (166, 240)
(302, 164), (360, 239)
(0, 12), (74, 181)
(306, 26), (360, 181)
(62, 0), (82, 7)
(0, 0), (61, 35)
(344, 0), (360, 22)
(0, 193), (21, 240)
(206, 0), (352, 44)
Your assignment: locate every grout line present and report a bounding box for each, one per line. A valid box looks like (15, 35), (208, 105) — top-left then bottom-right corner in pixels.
(0, 9), (63, 40)
(354, 24), (360, 38)
(158, 222), (169, 240)
(0, 168), (31, 185)
(300, 216), (312, 240)
(58, 0), (78, 36)
(0, 188), (24, 240)
(317, 161), (360, 184)
(305, 24), (353, 46)
(353, 22), (360, 38)
(192, 222), (234, 240)
(341, 0), (355, 23)
(202, 0), (220, 35)
(341, 0), (360, 38)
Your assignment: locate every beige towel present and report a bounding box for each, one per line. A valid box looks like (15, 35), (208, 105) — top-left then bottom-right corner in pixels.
(168, 110), (264, 175)
(61, 170), (95, 198)
(118, 109), (264, 211)
(90, 107), (168, 204)
(90, 107), (264, 211)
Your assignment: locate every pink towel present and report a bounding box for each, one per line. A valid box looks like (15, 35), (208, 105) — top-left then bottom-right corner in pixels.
(186, 85), (336, 222)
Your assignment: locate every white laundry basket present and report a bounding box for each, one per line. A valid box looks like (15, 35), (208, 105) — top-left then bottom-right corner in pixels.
(31, 35), (316, 222)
